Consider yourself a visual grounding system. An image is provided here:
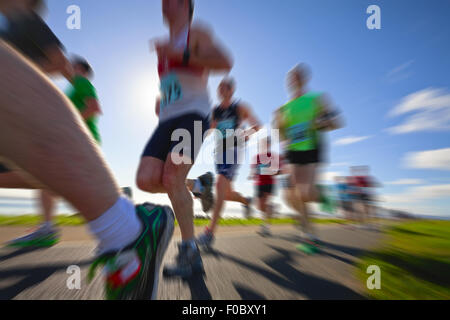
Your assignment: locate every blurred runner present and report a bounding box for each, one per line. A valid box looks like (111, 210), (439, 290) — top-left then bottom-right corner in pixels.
(249, 137), (280, 237)
(275, 63), (341, 254)
(196, 77), (261, 249)
(135, 0), (232, 279)
(335, 176), (357, 226)
(0, 0), (73, 247)
(0, 0), (176, 300)
(0, 39), (175, 300)
(350, 166), (380, 230)
(9, 57), (102, 248)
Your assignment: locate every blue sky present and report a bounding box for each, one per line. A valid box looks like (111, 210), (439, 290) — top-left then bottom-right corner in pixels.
(1, 0), (449, 217)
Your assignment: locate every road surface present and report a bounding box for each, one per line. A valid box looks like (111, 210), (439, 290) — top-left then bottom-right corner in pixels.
(0, 224), (382, 300)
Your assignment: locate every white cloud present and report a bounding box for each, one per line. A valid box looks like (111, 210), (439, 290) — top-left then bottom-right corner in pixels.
(381, 203), (443, 217)
(388, 88), (450, 134)
(381, 184), (450, 204)
(404, 148), (450, 171)
(386, 179), (425, 185)
(335, 136), (371, 146)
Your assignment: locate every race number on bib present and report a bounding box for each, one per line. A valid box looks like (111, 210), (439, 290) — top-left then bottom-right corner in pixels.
(160, 73), (183, 109)
(287, 122), (310, 144)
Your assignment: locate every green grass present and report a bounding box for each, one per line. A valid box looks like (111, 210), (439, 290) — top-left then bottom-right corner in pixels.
(0, 214), (86, 226)
(357, 220), (450, 300)
(0, 214), (349, 227)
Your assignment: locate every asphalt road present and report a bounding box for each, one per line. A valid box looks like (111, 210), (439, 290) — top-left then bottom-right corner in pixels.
(0, 224), (382, 300)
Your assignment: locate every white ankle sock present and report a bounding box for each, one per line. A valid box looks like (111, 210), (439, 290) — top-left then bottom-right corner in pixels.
(88, 196), (142, 255)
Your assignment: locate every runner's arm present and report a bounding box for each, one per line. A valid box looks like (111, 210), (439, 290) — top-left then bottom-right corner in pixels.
(316, 94), (343, 132)
(81, 98), (101, 120)
(157, 26), (232, 73)
(155, 98), (161, 118)
(203, 114), (217, 138)
(189, 27), (233, 72)
(39, 46), (74, 81)
(210, 119), (217, 130)
(274, 108), (287, 141)
(239, 103), (261, 134)
(29, 16), (74, 81)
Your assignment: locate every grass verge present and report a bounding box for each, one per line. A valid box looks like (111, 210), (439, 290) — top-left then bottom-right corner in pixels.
(0, 214), (349, 227)
(357, 220), (450, 300)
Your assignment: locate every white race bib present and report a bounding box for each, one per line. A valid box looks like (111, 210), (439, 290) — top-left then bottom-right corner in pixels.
(160, 73), (183, 110)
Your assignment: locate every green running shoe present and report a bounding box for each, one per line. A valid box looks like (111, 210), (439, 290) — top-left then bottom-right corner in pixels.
(296, 239), (322, 255)
(7, 225), (60, 248)
(88, 203), (175, 300)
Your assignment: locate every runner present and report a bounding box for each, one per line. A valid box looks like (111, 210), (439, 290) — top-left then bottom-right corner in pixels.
(196, 77), (261, 249)
(335, 176), (356, 226)
(249, 137), (280, 237)
(349, 166), (380, 229)
(0, 0), (175, 300)
(7, 56), (103, 248)
(0, 38), (175, 300)
(0, 0), (72, 182)
(153, 72), (215, 213)
(135, 0), (232, 278)
(0, 0), (74, 247)
(275, 63), (341, 254)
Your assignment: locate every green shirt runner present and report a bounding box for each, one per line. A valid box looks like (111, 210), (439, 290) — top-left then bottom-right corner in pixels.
(280, 92), (322, 152)
(66, 75), (101, 143)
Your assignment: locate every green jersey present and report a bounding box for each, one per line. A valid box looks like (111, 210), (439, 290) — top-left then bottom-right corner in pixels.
(280, 92), (322, 152)
(66, 76), (101, 143)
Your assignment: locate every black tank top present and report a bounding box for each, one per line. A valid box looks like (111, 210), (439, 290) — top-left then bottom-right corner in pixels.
(213, 102), (242, 151)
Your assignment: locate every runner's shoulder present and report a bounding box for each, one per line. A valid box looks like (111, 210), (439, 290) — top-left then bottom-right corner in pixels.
(190, 20), (217, 44)
(236, 100), (250, 111)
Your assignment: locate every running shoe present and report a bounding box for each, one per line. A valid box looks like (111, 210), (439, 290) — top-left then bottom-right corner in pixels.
(88, 203), (175, 300)
(7, 224), (60, 248)
(243, 197), (253, 219)
(194, 172), (215, 213)
(196, 227), (215, 249)
(163, 242), (205, 279)
(258, 224), (272, 237)
(296, 237), (322, 255)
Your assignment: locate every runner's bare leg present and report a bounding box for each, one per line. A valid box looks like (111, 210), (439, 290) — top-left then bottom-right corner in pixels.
(0, 41), (120, 222)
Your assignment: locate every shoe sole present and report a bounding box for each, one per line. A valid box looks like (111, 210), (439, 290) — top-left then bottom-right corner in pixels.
(150, 205), (175, 300)
(201, 192), (214, 213)
(200, 174), (215, 213)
